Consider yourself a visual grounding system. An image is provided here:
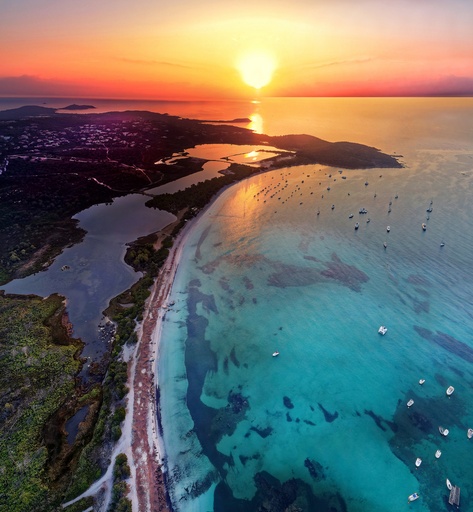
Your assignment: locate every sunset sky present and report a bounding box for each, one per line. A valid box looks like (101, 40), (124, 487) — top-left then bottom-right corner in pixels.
(2, 0), (473, 99)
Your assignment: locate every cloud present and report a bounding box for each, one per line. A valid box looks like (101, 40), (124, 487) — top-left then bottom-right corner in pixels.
(116, 57), (194, 69)
(308, 57), (374, 70)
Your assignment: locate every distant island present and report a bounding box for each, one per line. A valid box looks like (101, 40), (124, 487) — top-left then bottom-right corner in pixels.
(203, 117), (251, 123)
(0, 103), (95, 120)
(59, 104), (96, 111)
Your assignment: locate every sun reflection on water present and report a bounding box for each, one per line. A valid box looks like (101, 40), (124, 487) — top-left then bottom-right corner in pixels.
(248, 112), (263, 133)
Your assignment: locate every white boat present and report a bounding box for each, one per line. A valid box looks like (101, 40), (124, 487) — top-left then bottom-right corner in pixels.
(440, 242), (445, 247)
(378, 326), (388, 335)
(422, 223), (427, 231)
(387, 226), (391, 232)
(408, 493), (419, 502)
(435, 449), (442, 458)
(354, 222), (359, 230)
(439, 426), (449, 436)
(419, 379), (425, 385)
(446, 479), (453, 491)
(272, 351), (280, 357)
(467, 428), (473, 439)
(407, 399), (414, 407)
(349, 213), (354, 218)
(415, 458), (422, 468)
(383, 241), (387, 248)
(446, 385), (454, 396)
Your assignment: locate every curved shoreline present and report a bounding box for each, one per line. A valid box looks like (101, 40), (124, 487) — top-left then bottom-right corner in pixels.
(129, 171), (262, 511)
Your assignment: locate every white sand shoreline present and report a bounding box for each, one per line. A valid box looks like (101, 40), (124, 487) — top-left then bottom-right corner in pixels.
(132, 179), (248, 511)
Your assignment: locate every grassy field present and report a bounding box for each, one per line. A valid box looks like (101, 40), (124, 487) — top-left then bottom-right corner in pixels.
(0, 293), (83, 511)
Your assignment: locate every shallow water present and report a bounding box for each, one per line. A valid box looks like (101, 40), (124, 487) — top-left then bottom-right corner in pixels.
(158, 98), (473, 511)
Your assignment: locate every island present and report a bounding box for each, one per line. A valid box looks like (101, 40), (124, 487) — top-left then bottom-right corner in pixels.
(0, 106), (401, 512)
(59, 104), (96, 111)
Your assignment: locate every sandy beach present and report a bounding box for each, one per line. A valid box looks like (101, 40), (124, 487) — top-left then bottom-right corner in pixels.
(126, 207), (201, 512)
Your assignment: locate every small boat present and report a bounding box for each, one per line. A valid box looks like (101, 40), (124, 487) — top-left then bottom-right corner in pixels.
(408, 493), (419, 503)
(354, 222), (359, 230)
(422, 223), (427, 231)
(378, 325), (388, 335)
(272, 351), (280, 357)
(331, 204), (335, 210)
(446, 479), (453, 491)
(467, 428), (473, 439)
(446, 386), (454, 396)
(387, 226), (391, 232)
(383, 241), (387, 249)
(407, 399), (414, 407)
(440, 242), (445, 247)
(419, 379), (425, 385)
(367, 218), (371, 223)
(426, 207), (433, 213)
(349, 213), (354, 218)
(435, 449), (442, 458)
(359, 207), (368, 214)
(395, 194), (399, 199)
(317, 209), (320, 215)
(439, 426), (449, 436)
(365, 181), (369, 186)
(415, 458), (422, 468)
(327, 186), (331, 191)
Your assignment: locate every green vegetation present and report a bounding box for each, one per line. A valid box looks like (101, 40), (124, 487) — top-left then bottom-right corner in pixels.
(108, 453), (132, 512)
(0, 293), (82, 512)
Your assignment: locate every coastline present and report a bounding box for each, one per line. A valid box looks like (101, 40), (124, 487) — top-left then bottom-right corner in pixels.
(129, 176), (253, 511)
(128, 207), (200, 511)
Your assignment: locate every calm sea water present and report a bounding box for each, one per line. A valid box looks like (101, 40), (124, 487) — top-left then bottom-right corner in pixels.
(156, 98), (473, 511)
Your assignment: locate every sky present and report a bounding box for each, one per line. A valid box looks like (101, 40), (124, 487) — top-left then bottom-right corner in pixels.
(1, 0), (473, 99)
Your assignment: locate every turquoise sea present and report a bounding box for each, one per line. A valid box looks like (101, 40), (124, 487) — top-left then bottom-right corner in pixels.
(156, 98), (473, 511)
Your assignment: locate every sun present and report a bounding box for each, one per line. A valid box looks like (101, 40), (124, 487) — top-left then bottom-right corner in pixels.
(237, 51), (277, 90)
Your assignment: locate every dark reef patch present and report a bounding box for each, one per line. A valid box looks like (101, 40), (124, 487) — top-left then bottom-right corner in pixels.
(268, 263), (323, 288)
(195, 224), (211, 260)
(414, 325), (473, 363)
(219, 276), (232, 292)
(364, 409), (397, 433)
(320, 253), (369, 292)
(304, 457), (325, 480)
(286, 412), (293, 422)
(283, 396), (294, 409)
(239, 453), (260, 466)
(407, 274), (430, 287)
(229, 347), (240, 368)
(413, 299), (429, 314)
(214, 470), (347, 512)
(318, 403), (339, 423)
(242, 276), (254, 290)
(303, 419), (316, 426)
(249, 425), (273, 438)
